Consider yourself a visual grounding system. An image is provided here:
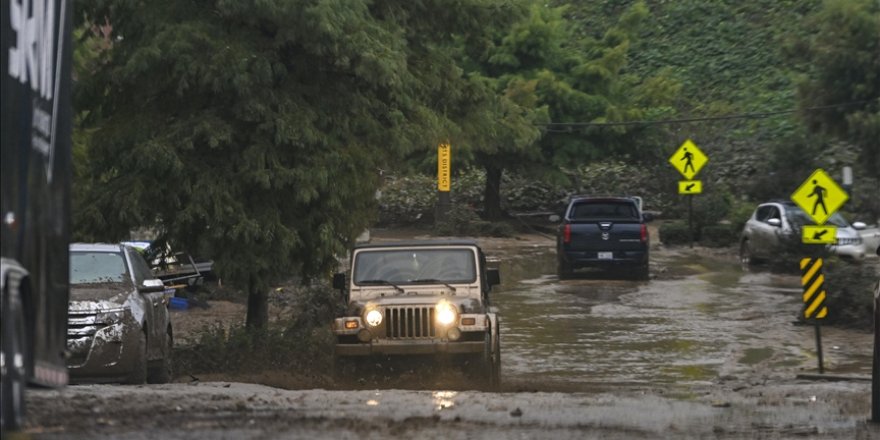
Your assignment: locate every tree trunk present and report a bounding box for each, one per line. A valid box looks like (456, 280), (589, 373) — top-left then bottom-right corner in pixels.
(483, 164), (504, 221)
(245, 274), (268, 330)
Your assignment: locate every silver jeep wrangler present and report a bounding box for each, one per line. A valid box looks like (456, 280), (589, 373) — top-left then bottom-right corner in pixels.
(332, 239), (501, 387)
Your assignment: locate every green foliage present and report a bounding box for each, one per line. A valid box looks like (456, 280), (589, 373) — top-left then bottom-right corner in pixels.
(175, 284), (343, 374)
(700, 225), (738, 248)
(73, 0), (527, 326)
(808, 258), (878, 328)
(659, 221), (690, 246)
(434, 204), (514, 238)
(794, 0), (880, 179)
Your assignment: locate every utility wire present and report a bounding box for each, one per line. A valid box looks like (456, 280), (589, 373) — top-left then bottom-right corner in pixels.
(537, 99), (875, 129)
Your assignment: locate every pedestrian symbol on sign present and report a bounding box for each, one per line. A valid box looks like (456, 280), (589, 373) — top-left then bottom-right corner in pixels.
(682, 148), (695, 174)
(808, 180), (827, 216)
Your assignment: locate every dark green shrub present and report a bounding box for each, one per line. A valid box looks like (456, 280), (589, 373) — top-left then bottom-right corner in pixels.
(804, 258), (878, 329)
(433, 204), (514, 237)
(700, 224), (738, 248)
(174, 284), (344, 376)
(659, 221), (691, 245)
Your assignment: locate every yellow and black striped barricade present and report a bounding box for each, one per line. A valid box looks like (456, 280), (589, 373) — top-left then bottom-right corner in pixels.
(800, 257), (826, 373)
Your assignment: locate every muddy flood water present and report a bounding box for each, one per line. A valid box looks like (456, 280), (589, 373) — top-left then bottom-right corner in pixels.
(491, 237), (874, 394)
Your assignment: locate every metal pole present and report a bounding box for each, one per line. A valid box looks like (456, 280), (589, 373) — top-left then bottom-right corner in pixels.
(688, 196), (694, 248)
(815, 321), (824, 374)
(872, 283), (879, 422)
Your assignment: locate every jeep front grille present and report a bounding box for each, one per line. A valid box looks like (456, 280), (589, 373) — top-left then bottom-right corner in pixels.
(385, 306), (436, 339)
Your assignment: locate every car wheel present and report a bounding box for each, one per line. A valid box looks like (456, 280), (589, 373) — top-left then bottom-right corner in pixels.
(557, 257), (573, 280)
(636, 263), (650, 281)
(126, 331), (148, 385)
(1, 287), (27, 431)
(477, 331), (500, 391)
(739, 240), (756, 267)
(147, 329), (173, 384)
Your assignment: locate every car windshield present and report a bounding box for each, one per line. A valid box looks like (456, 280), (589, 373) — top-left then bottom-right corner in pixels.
(70, 251), (128, 285)
(353, 248), (477, 285)
(570, 201), (639, 220)
(785, 207), (849, 228)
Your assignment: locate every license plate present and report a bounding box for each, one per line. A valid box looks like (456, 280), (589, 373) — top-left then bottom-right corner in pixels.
(598, 252), (613, 260)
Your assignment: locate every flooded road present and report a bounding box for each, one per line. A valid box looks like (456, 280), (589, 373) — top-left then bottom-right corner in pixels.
(490, 237), (873, 393)
(22, 232), (879, 438)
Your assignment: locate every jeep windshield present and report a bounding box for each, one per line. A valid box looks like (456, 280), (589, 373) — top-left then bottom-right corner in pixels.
(353, 248), (477, 286)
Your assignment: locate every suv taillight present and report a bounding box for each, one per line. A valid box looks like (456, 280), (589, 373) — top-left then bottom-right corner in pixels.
(640, 224), (648, 243)
(563, 224), (572, 244)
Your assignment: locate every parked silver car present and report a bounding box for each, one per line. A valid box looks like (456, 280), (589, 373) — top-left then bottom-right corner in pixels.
(67, 243), (174, 384)
(739, 201), (867, 265)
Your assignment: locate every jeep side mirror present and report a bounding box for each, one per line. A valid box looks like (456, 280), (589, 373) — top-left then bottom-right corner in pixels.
(767, 218), (782, 227)
(332, 273), (346, 290)
(852, 221), (866, 230)
(486, 269), (500, 287)
(642, 212), (654, 222)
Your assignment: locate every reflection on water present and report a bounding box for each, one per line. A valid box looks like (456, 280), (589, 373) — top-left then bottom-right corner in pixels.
(432, 390), (457, 410)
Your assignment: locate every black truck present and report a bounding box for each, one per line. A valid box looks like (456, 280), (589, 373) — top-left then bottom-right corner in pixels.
(2, 0), (73, 430)
(554, 196), (652, 280)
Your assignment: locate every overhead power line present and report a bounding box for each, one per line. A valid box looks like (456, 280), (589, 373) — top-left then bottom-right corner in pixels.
(537, 100), (875, 130)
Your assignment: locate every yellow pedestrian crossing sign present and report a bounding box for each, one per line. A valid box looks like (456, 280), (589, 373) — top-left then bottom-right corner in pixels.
(678, 180), (702, 194)
(669, 139), (708, 180)
(790, 169), (848, 225)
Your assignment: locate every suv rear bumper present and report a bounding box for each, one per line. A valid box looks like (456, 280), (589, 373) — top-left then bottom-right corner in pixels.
(562, 250), (648, 267)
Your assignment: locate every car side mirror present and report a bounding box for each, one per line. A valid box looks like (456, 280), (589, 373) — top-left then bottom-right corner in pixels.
(139, 279), (166, 293)
(486, 269), (501, 287)
(332, 273), (346, 290)
(548, 215), (560, 223)
(642, 212), (654, 222)
(852, 221), (866, 230)
(767, 218), (782, 227)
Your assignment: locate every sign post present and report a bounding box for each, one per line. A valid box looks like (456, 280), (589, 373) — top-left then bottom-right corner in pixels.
(669, 139), (708, 247)
(791, 168), (849, 374)
(436, 142), (451, 223)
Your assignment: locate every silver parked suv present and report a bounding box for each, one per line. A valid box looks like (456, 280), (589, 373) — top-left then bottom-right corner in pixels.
(740, 201), (867, 265)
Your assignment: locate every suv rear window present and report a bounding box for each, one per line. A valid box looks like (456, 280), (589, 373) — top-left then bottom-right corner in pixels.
(570, 201), (639, 220)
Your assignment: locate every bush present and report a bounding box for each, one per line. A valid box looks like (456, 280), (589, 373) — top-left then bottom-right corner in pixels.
(659, 221), (691, 245)
(700, 224), (738, 247)
(804, 258), (878, 329)
(434, 204), (514, 237)
(174, 284), (344, 376)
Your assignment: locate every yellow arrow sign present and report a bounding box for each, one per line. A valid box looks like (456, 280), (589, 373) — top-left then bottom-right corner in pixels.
(668, 139), (708, 180)
(678, 180), (702, 194)
(800, 257), (828, 319)
(790, 169), (848, 225)
(802, 225), (837, 244)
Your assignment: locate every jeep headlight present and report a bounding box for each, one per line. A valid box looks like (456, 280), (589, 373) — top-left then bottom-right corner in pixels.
(435, 301), (458, 326)
(365, 309), (383, 327)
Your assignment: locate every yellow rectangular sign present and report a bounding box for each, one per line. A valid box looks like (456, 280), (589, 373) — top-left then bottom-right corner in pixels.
(678, 180), (702, 194)
(802, 225), (837, 244)
(438, 143), (451, 192)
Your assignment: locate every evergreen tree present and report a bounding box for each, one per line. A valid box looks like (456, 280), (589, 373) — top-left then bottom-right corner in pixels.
(794, 0), (880, 179)
(74, 0), (519, 328)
